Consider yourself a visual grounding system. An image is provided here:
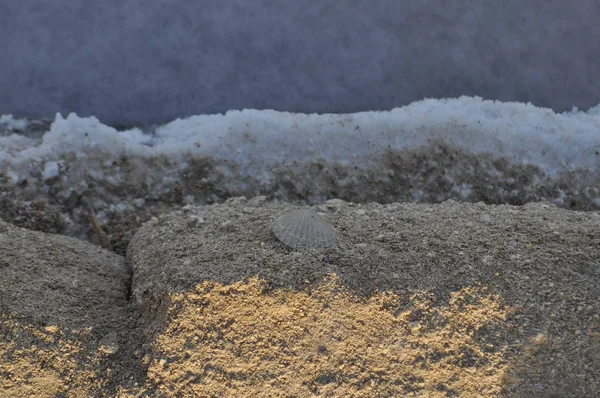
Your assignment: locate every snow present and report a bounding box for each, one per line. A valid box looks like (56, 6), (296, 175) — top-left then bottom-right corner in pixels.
(42, 161), (60, 181)
(1, 96), (600, 217)
(4, 97), (599, 172)
(0, 114), (29, 132)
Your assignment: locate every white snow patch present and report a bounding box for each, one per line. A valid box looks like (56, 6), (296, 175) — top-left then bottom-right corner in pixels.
(0, 114), (29, 131)
(1, 97), (599, 179)
(42, 161), (60, 180)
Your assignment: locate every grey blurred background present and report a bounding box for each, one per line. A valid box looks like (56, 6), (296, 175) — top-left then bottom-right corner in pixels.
(1, 0), (598, 127)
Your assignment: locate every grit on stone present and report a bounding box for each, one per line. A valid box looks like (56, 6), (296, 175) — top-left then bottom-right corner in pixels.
(0, 220), (146, 397)
(124, 198), (600, 397)
(1, 198), (600, 396)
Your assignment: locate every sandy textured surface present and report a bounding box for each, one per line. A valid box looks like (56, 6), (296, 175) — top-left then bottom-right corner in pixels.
(0, 219), (144, 397)
(1, 198), (600, 397)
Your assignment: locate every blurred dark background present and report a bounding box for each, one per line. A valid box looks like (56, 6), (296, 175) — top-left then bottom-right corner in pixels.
(1, 0), (598, 126)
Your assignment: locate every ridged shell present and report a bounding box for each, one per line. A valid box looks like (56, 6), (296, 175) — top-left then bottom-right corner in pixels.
(271, 208), (340, 250)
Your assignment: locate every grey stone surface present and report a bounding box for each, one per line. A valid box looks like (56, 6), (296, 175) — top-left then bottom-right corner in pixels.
(0, 218), (130, 330)
(127, 197), (600, 394)
(2, 1), (599, 126)
(1, 197), (599, 394)
(128, 198), (598, 317)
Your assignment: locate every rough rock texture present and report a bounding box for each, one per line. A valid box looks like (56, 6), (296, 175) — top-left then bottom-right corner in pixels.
(127, 198), (600, 397)
(0, 219), (130, 329)
(2, 198), (600, 396)
(0, 219), (145, 396)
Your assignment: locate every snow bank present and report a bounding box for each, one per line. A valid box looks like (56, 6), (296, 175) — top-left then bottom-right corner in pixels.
(1, 96), (599, 240)
(4, 97), (600, 174)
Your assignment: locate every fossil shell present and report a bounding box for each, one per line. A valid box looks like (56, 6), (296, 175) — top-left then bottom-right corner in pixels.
(271, 208), (340, 250)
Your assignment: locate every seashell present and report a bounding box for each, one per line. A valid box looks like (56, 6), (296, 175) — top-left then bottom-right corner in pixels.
(271, 208), (340, 250)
